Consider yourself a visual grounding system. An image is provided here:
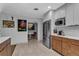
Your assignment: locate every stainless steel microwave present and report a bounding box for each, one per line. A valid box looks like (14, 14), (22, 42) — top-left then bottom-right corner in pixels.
(55, 17), (66, 26)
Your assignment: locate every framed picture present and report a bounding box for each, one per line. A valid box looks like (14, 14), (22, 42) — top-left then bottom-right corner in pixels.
(3, 20), (14, 28)
(28, 23), (35, 30)
(18, 19), (27, 31)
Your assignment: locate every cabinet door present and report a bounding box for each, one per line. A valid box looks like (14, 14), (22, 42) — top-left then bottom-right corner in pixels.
(0, 47), (7, 56)
(73, 4), (79, 25)
(55, 8), (65, 19)
(70, 44), (79, 56)
(6, 44), (11, 56)
(70, 39), (79, 56)
(0, 39), (11, 56)
(52, 36), (62, 53)
(52, 36), (57, 50)
(62, 39), (72, 56)
(65, 4), (74, 26)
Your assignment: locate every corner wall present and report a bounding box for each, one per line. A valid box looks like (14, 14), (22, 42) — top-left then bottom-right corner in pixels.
(0, 14), (43, 45)
(43, 10), (55, 35)
(0, 15), (28, 45)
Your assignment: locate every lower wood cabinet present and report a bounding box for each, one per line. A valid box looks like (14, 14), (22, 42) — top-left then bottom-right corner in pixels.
(52, 36), (62, 53)
(52, 35), (79, 56)
(70, 39), (79, 56)
(62, 38), (72, 56)
(70, 44), (79, 56)
(6, 44), (11, 56)
(0, 47), (7, 56)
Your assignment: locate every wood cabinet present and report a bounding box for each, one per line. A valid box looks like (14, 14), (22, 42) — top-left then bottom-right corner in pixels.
(73, 4), (79, 25)
(54, 4), (79, 26)
(52, 35), (79, 56)
(52, 36), (62, 53)
(70, 40), (79, 56)
(65, 4), (74, 26)
(54, 3), (74, 26)
(61, 38), (72, 55)
(55, 9), (65, 19)
(65, 3), (79, 26)
(70, 45), (79, 56)
(0, 39), (11, 56)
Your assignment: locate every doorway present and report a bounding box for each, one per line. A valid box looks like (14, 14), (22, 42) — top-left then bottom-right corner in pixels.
(28, 23), (38, 41)
(43, 20), (51, 49)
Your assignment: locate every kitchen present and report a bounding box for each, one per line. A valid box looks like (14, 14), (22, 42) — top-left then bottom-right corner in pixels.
(51, 3), (79, 56)
(0, 3), (79, 56)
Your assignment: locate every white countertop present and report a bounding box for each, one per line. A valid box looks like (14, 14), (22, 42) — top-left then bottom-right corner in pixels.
(0, 37), (10, 44)
(53, 34), (79, 40)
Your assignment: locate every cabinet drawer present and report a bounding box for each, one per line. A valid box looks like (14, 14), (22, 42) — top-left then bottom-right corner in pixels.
(71, 40), (79, 46)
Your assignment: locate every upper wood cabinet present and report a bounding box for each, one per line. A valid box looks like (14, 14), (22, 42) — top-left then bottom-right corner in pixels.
(54, 3), (79, 26)
(73, 4), (79, 25)
(55, 7), (65, 19)
(65, 4), (74, 26)
(65, 3), (79, 26)
(54, 4), (74, 26)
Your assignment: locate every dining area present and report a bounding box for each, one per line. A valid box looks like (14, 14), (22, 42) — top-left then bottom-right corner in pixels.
(28, 23), (37, 40)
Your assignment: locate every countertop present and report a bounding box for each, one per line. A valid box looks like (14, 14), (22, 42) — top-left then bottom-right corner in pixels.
(0, 37), (10, 44)
(52, 34), (79, 40)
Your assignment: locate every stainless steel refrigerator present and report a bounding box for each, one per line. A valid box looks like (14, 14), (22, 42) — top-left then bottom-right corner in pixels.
(43, 20), (51, 49)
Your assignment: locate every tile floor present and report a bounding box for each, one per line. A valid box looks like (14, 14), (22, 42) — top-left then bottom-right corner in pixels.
(12, 39), (61, 56)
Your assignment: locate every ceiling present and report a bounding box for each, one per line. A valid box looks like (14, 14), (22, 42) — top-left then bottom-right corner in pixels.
(0, 3), (65, 18)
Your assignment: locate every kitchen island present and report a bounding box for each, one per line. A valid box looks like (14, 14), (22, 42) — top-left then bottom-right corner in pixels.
(0, 37), (11, 56)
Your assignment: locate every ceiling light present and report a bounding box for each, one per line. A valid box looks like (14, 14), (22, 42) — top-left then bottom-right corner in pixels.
(48, 6), (51, 9)
(34, 8), (39, 10)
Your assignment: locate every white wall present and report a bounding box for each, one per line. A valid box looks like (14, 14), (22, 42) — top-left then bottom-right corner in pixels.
(63, 26), (79, 37)
(0, 13), (43, 45)
(0, 15), (28, 45)
(43, 10), (55, 35)
(56, 26), (79, 37)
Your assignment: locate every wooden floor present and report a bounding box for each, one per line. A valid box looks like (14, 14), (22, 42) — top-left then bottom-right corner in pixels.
(12, 39), (61, 56)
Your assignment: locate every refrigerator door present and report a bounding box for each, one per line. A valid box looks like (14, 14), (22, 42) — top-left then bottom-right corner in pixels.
(43, 20), (51, 48)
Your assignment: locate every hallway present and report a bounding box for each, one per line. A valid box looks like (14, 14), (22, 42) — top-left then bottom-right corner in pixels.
(12, 39), (61, 56)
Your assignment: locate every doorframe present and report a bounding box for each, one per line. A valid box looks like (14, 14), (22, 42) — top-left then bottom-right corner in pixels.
(28, 22), (38, 41)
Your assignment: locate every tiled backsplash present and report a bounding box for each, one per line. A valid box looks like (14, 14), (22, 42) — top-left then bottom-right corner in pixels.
(57, 26), (79, 37)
